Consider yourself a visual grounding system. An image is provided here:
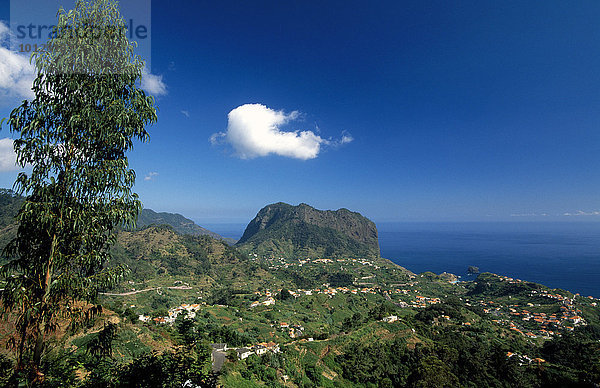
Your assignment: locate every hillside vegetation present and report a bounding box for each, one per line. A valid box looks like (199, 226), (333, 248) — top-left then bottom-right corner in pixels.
(1, 195), (599, 387)
(136, 209), (235, 244)
(237, 202), (380, 259)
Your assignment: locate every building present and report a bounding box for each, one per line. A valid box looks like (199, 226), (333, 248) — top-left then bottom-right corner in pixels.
(237, 348), (254, 360)
(211, 343), (228, 352)
(254, 344), (267, 355)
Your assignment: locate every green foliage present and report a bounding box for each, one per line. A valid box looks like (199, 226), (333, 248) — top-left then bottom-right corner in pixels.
(409, 355), (459, 387)
(0, 190), (22, 264)
(336, 325), (578, 388)
(110, 227), (249, 285)
(122, 306), (138, 323)
(327, 272), (354, 288)
(136, 209), (229, 242)
(150, 294), (171, 311)
(82, 347), (217, 388)
(175, 316), (197, 345)
(0, 354), (14, 387)
(542, 326), (600, 385)
(415, 303), (463, 324)
(209, 286), (235, 306)
(277, 267), (318, 289)
(276, 288), (293, 301)
(237, 202), (380, 259)
(337, 339), (412, 386)
(342, 312), (363, 332)
(87, 322), (118, 359)
(202, 323), (253, 347)
(304, 364), (323, 386)
(0, 0), (156, 381)
(0, 189), (23, 229)
(230, 352), (285, 387)
(368, 301), (397, 321)
(468, 272), (545, 297)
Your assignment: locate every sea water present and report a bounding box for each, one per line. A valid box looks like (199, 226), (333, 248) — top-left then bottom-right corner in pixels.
(204, 221), (600, 298)
(378, 222), (600, 298)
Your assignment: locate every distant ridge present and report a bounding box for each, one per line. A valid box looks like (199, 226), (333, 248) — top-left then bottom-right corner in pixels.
(0, 189), (234, 244)
(236, 202), (380, 259)
(137, 209), (236, 244)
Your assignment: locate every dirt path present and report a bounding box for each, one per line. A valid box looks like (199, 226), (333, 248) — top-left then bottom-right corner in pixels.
(100, 285), (192, 296)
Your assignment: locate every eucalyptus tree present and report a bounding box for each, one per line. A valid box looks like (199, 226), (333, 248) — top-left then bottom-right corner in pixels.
(0, 0), (156, 381)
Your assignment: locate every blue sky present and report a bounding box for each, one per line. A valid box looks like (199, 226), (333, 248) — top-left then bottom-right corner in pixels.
(0, 1), (599, 224)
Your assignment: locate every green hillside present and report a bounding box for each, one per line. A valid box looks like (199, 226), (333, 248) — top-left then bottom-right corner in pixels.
(236, 202), (380, 259)
(110, 225), (267, 290)
(0, 189), (22, 263)
(1, 196), (599, 387)
(136, 209), (236, 244)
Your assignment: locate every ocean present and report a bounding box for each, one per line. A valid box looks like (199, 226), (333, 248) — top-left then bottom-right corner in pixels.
(378, 222), (600, 298)
(204, 222), (600, 298)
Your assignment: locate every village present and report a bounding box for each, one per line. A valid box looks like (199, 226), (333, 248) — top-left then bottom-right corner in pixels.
(468, 287), (589, 339)
(138, 302), (203, 325)
(250, 254), (387, 272)
(132, 259), (599, 367)
(209, 341), (281, 373)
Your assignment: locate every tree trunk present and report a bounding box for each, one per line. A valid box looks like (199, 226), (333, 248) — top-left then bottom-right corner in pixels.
(32, 326), (45, 382)
(32, 233), (57, 382)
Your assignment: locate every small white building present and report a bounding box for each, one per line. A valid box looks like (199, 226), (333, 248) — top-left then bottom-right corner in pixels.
(382, 315), (399, 323)
(254, 345), (267, 355)
(211, 343), (228, 352)
(237, 348), (254, 360)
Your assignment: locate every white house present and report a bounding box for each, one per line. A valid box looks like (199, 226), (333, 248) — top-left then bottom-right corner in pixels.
(237, 348), (254, 360)
(254, 345), (267, 355)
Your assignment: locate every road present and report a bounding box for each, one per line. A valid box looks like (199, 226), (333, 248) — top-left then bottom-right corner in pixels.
(212, 350), (226, 372)
(100, 285), (192, 296)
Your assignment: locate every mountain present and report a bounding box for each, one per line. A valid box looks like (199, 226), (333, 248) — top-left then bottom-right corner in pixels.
(136, 208), (236, 244)
(2, 192), (599, 387)
(0, 190), (235, 245)
(0, 189), (23, 228)
(110, 224), (264, 289)
(0, 190), (23, 262)
(236, 202), (380, 259)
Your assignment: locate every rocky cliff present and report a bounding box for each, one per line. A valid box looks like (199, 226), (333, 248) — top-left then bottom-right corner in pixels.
(236, 202), (380, 259)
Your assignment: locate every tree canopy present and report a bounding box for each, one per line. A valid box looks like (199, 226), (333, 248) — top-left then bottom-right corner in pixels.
(0, 0), (156, 383)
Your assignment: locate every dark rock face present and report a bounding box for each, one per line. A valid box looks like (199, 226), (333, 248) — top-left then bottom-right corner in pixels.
(237, 202), (380, 259)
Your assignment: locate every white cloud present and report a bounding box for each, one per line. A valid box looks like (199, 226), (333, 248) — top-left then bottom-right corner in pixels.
(563, 210), (600, 217)
(211, 103), (351, 160)
(329, 130), (354, 148)
(0, 22), (166, 100)
(340, 133), (354, 144)
(144, 171), (159, 181)
(141, 69), (167, 96)
(0, 22), (35, 100)
(181, 110), (190, 118)
(0, 138), (19, 171)
(515, 210), (600, 217)
(510, 212), (549, 217)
